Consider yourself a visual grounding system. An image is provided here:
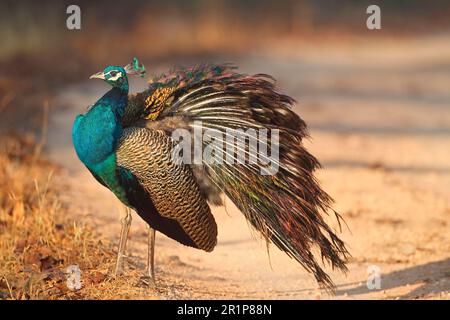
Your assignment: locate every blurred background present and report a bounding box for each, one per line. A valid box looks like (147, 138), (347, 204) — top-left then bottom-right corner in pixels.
(1, 0), (450, 131)
(0, 0), (449, 299)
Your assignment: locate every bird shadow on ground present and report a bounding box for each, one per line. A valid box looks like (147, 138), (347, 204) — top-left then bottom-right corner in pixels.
(336, 258), (450, 299)
(311, 123), (450, 137)
(322, 159), (450, 174)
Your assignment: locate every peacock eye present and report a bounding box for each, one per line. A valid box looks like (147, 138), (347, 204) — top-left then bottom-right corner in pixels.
(109, 71), (117, 77)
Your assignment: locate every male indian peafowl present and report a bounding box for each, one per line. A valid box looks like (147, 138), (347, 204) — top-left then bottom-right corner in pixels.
(72, 58), (349, 291)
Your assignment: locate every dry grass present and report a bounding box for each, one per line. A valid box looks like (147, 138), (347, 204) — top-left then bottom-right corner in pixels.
(0, 134), (162, 299)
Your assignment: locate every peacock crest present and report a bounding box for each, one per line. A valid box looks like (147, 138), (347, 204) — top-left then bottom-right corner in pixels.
(124, 57), (146, 78)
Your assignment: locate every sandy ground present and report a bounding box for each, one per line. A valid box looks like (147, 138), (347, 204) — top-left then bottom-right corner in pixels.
(46, 36), (450, 299)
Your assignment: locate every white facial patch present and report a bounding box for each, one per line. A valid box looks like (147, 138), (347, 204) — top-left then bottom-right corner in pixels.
(109, 71), (122, 81)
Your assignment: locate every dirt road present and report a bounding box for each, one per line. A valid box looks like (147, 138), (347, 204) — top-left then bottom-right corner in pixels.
(46, 36), (450, 299)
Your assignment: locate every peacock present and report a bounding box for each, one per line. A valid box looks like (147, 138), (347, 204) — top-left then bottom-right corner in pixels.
(72, 58), (349, 292)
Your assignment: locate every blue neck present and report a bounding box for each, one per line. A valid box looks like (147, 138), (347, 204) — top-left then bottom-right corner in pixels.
(99, 86), (128, 118)
(73, 86), (128, 167)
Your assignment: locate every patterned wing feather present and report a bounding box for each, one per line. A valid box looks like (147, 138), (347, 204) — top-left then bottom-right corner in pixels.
(116, 127), (217, 252)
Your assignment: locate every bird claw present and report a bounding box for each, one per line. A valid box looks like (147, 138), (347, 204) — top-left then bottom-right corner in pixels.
(113, 268), (124, 277)
(113, 254), (128, 276)
(139, 275), (156, 287)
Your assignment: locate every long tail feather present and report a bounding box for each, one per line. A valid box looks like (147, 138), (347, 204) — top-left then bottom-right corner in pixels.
(137, 64), (350, 291)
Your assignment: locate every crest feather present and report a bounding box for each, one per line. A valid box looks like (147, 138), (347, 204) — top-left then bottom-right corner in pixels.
(124, 57), (146, 78)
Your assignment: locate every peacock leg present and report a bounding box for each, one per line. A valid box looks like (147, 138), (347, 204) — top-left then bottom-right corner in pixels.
(141, 225), (156, 286)
(114, 206), (132, 276)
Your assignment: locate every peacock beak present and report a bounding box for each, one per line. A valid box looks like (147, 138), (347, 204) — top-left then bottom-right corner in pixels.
(89, 71), (105, 80)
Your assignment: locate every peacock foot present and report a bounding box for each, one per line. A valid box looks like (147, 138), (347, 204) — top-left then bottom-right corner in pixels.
(139, 275), (156, 288)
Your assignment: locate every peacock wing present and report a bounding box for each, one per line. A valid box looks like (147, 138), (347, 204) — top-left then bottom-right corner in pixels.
(115, 126), (217, 252)
(121, 64), (349, 291)
(137, 65), (349, 291)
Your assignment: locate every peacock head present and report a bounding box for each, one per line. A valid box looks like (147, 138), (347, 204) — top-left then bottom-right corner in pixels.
(89, 58), (146, 90)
